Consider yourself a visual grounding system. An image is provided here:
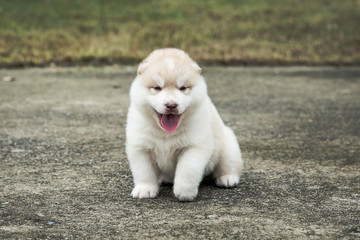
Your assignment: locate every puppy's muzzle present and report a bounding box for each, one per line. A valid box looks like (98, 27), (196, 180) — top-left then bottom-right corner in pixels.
(165, 102), (178, 113)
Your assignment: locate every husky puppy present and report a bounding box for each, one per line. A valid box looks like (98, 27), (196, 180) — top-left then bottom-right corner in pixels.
(126, 48), (243, 201)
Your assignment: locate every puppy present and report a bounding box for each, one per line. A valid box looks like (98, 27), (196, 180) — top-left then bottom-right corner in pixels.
(126, 48), (243, 201)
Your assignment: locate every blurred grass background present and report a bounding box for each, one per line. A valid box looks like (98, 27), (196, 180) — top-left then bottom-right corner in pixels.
(0, 0), (359, 67)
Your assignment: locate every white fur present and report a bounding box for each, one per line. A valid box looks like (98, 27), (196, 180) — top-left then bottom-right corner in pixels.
(164, 58), (175, 70)
(126, 48), (243, 201)
(152, 75), (165, 87)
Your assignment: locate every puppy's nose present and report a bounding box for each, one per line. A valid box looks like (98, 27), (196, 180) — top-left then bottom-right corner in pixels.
(165, 102), (178, 110)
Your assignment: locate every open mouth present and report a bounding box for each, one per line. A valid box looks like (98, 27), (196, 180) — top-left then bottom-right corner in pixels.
(157, 113), (180, 134)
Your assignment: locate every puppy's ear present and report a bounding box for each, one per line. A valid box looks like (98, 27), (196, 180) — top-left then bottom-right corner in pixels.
(137, 61), (149, 75)
(191, 62), (202, 74)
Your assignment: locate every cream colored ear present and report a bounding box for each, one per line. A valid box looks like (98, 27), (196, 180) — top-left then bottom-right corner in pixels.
(137, 61), (149, 75)
(191, 62), (201, 74)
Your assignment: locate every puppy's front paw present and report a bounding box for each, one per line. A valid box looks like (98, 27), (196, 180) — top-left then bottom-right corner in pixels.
(131, 184), (159, 199)
(173, 183), (198, 201)
(216, 174), (239, 188)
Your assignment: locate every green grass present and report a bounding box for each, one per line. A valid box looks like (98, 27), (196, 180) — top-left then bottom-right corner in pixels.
(0, 0), (359, 66)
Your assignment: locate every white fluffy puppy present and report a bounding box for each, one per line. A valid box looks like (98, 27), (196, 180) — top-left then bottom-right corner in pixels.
(126, 48), (243, 201)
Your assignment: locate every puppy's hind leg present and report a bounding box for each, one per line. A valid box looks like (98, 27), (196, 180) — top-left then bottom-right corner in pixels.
(214, 127), (243, 188)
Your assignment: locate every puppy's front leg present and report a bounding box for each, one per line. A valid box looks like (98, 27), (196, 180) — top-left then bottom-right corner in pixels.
(127, 146), (159, 198)
(174, 147), (211, 201)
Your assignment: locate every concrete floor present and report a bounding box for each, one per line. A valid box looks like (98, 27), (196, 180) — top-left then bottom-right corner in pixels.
(0, 66), (359, 239)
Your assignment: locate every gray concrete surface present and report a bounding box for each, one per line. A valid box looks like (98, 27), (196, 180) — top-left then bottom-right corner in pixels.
(0, 66), (359, 239)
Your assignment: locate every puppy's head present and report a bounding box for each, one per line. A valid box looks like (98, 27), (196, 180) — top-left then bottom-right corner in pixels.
(131, 48), (206, 134)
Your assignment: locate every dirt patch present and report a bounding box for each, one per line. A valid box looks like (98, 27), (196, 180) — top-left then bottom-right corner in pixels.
(0, 66), (359, 239)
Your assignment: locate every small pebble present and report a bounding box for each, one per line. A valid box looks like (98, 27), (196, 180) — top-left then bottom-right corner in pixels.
(11, 149), (26, 153)
(3, 76), (15, 82)
(206, 214), (217, 219)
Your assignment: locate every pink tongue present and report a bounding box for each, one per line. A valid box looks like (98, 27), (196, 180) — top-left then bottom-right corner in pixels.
(160, 114), (179, 133)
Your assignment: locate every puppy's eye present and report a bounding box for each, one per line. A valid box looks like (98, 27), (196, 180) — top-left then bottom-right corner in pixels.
(179, 86), (187, 91)
(153, 86), (161, 91)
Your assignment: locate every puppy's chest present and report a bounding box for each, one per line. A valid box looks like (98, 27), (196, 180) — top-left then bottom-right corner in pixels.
(152, 145), (184, 170)
(146, 135), (185, 172)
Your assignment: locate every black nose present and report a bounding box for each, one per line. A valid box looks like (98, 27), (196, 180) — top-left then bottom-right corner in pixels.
(165, 102), (178, 110)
